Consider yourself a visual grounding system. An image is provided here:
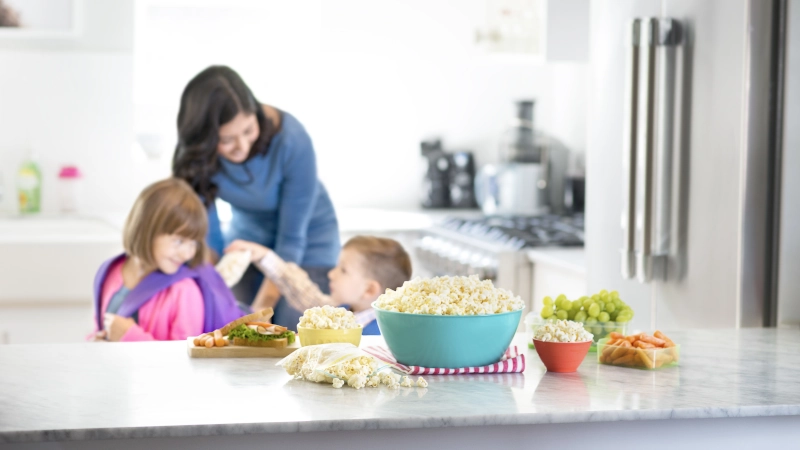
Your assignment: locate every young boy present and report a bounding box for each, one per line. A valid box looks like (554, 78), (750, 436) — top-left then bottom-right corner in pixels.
(225, 236), (412, 334)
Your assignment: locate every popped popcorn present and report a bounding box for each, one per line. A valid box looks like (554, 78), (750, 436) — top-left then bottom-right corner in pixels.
(277, 343), (378, 387)
(416, 377), (428, 388)
(374, 275), (524, 316)
(400, 376), (412, 387)
(298, 305), (360, 330)
(533, 319), (593, 343)
(347, 374), (368, 390)
(332, 378), (344, 389)
(215, 250), (251, 288)
(366, 376), (381, 388)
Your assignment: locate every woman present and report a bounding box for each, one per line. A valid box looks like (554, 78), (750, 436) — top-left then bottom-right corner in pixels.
(172, 65), (340, 330)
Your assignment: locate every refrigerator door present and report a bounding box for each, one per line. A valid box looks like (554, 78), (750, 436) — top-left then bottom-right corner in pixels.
(587, 0), (776, 330)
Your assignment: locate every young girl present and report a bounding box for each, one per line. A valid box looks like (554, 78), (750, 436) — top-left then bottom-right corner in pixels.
(91, 178), (243, 342)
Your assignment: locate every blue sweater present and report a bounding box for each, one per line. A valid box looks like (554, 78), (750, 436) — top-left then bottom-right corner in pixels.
(206, 111), (340, 267)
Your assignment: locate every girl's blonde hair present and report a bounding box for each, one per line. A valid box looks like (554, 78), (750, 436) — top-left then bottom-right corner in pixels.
(343, 236), (412, 292)
(123, 178), (207, 268)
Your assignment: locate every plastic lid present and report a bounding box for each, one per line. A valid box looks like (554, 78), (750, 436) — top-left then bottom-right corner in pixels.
(58, 166), (82, 178)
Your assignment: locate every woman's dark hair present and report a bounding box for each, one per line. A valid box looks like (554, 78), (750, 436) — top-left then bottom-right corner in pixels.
(172, 65), (276, 205)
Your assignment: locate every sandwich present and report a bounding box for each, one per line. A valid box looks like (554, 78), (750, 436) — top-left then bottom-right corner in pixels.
(192, 308), (296, 348)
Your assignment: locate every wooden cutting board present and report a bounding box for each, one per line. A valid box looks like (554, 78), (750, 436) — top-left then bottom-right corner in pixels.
(186, 337), (300, 358)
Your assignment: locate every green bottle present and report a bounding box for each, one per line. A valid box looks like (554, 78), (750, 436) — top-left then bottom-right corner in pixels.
(17, 152), (42, 214)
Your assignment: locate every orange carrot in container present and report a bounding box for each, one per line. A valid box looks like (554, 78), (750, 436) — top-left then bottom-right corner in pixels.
(609, 332), (624, 340)
(635, 348), (654, 368)
(614, 354), (635, 365)
(654, 330), (676, 348)
(635, 341), (656, 349)
(639, 335), (667, 347)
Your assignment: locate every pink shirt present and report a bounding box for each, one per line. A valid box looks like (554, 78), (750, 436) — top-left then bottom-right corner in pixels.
(94, 258), (205, 341)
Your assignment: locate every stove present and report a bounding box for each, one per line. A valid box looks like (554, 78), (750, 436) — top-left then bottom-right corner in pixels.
(413, 214), (585, 322)
(438, 214), (584, 250)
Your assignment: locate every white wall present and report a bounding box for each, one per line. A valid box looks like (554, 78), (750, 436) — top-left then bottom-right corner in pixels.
(133, 0), (589, 210)
(0, 0), (137, 215)
(0, 0), (587, 215)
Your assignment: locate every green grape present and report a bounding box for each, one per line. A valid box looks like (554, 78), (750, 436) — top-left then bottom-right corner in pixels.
(598, 300), (606, 310)
(613, 299), (623, 308)
(588, 303), (600, 318)
(605, 302), (616, 313)
(610, 310), (619, 321)
(599, 289), (608, 297)
(556, 310), (568, 320)
(610, 290), (620, 300)
(590, 325), (603, 337)
(567, 309), (577, 320)
(616, 312), (631, 323)
(541, 305), (554, 318)
(591, 294), (600, 301)
(572, 299), (582, 311)
(543, 296), (554, 306)
(598, 311), (610, 323)
(556, 294), (568, 303)
(574, 310), (588, 323)
(582, 298), (593, 309)
(559, 299), (572, 311)
(585, 316), (598, 325)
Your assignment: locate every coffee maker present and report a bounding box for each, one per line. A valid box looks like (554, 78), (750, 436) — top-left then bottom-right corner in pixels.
(474, 100), (568, 215)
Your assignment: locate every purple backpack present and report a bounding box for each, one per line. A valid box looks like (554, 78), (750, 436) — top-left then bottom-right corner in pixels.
(93, 254), (249, 333)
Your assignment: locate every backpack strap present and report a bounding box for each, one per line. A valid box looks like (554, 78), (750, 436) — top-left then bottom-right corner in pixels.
(115, 266), (194, 319)
(93, 254), (126, 330)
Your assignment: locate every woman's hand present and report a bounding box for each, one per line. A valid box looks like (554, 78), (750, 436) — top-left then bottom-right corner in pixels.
(225, 240), (271, 263)
(104, 314), (136, 342)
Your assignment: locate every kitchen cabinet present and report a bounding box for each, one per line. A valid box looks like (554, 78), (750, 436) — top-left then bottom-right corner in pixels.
(528, 248), (586, 312)
(2, 330), (799, 449)
(0, 216), (121, 344)
(475, 0), (590, 62)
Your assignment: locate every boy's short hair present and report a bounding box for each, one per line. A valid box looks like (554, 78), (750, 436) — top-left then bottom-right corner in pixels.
(343, 236), (412, 292)
(123, 178), (208, 268)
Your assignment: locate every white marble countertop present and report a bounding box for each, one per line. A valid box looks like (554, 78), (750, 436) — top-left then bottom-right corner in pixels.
(1, 329), (800, 444)
(527, 248), (586, 275)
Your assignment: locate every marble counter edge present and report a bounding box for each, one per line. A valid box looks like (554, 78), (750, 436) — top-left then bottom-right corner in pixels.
(3, 404), (799, 444)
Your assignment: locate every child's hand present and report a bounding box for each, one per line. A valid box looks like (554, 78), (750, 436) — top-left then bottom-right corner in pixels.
(225, 240), (271, 262)
(92, 330), (108, 342)
(104, 314), (136, 342)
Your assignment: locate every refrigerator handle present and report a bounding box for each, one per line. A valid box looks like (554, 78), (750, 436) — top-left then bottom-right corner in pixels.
(620, 19), (640, 280)
(635, 18), (657, 283)
(652, 19), (682, 258)
(634, 18), (682, 284)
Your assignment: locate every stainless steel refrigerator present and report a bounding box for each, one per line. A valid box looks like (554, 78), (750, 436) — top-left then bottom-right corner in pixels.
(585, 0), (800, 330)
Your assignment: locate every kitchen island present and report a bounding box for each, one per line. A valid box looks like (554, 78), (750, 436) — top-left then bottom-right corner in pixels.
(2, 329), (799, 449)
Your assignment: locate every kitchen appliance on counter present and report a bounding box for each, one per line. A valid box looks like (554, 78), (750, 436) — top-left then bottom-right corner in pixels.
(586, 1), (800, 329)
(414, 213), (584, 313)
(420, 139), (478, 209)
(475, 100), (569, 216)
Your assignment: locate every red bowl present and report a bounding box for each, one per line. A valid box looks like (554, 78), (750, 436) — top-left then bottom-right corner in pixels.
(533, 339), (592, 373)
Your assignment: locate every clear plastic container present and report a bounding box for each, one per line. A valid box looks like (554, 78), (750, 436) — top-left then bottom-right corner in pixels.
(525, 312), (629, 351)
(596, 338), (680, 370)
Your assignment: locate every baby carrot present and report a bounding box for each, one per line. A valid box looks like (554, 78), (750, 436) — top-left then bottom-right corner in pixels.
(613, 354), (635, 365)
(635, 348), (654, 368)
(635, 341), (656, 349)
(639, 335), (667, 347)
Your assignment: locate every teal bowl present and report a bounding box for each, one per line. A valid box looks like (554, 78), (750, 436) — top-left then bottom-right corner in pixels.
(372, 304), (523, 368)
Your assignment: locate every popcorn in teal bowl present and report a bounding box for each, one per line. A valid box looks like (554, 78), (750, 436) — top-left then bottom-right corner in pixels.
(372, 275), (525, 369)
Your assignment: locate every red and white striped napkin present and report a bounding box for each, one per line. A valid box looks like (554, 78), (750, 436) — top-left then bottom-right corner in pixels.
(363, 346), (526, 375)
